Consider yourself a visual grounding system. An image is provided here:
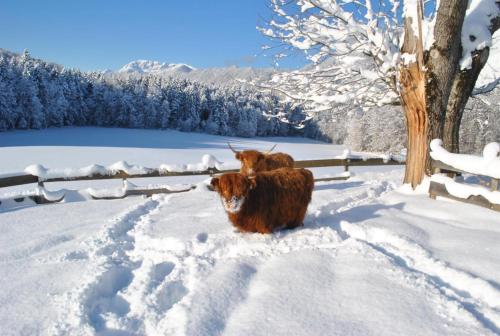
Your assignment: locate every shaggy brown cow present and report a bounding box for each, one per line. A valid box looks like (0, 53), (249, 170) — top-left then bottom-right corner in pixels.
(211, 167), (314, 234)
(228, 144), (295, 175)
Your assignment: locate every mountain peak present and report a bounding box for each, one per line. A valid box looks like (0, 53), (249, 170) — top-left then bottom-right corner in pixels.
(118, 60), (196, 74)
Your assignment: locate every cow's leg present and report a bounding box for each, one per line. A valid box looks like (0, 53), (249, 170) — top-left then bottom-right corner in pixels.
(284, 221), (303, 230)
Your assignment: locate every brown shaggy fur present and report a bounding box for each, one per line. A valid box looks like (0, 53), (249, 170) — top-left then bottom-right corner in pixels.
(211, 168), (314, 234)
(235, 150), (294, 175)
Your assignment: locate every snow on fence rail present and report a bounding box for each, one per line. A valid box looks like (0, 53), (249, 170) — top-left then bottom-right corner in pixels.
(429, 139), (500, 212)
(0, 153), (404, 206)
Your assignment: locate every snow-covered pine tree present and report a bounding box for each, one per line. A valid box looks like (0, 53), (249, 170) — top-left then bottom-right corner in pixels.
(19, 50), (45, 129)
(205, 90), (229, 135)
(0, 56), (18, 130)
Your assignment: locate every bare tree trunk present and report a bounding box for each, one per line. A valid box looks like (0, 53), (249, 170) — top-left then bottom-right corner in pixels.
(399, 2), (427, 188)
(400, 0), (467, 188)
(400, 64), (428, 188)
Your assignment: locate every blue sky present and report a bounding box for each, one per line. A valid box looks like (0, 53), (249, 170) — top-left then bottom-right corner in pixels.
(0, 0), (306, 71)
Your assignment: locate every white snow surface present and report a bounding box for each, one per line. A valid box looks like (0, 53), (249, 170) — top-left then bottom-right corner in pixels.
(1, 128), (500, 336)
(431, 174), (500, 204)
(430, 139), (500, 178)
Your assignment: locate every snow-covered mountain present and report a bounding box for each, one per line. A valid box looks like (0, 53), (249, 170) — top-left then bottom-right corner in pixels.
(115, 60), (278, 86)
(177, 66), (278, 85)
(118, 60), (196, 75)
(118, 51), (500, 93)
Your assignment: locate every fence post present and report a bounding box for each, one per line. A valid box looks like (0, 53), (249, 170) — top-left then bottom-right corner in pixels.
(432, 160), (441, 175)
(429, 160), (438, 199)
(344, 159), (350, 173)
(492, 178), (499, 192)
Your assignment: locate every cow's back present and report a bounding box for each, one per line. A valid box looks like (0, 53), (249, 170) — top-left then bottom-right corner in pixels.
(242, 168), (313, 232)
(266, 153), (294, 171)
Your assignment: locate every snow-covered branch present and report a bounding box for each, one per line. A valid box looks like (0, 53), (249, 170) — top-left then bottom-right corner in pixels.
(255, 0), (408, 109)
(460, 0), (500, 69)
(257, 0), (499, 111)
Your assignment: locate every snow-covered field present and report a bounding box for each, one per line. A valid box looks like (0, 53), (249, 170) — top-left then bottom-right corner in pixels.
(1, 128), (499, 336)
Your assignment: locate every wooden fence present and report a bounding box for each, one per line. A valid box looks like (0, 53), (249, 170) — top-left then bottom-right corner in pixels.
(429, 159), (500, 212)
(0, 157), (404, 205)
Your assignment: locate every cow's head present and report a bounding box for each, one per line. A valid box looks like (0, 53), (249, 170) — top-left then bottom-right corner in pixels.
(228, 143), (277, 175)
(236, 150), (265, 175)
(211, 173), (256, 213)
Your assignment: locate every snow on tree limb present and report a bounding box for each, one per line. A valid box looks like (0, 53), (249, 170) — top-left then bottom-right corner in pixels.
(460, 0), (500, 69)
(255, 0), (407, 110)
(257, 0), (499, 112)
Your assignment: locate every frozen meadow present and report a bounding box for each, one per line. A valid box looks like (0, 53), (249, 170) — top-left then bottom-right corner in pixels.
(1, 128), (499, 336)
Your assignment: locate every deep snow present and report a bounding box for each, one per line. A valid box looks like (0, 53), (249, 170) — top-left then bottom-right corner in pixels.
(1, 128), (499, 336)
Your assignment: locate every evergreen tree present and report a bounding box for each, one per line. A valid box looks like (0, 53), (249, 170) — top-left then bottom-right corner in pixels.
(19, 50), (45, 129)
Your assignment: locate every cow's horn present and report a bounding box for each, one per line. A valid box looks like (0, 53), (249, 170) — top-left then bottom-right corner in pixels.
(265, 144), (277, 154)
(228, 143), (240, 154)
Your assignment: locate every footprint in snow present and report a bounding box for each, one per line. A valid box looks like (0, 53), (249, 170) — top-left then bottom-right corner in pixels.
(197, 232), (208, 243)
(63, 250), (89, 261)
(156, 280), (188, 313)
(149, 261), (176, 292)
(84, 266), (134, 331)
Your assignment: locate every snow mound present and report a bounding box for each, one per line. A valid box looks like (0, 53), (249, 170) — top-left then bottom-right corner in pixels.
(430, 139), (500, 178)
(335, 149), (404, 162)
(25, 163), (108, 179)
(24, 161), (151, 180)
(483, 142), (500, 160)
(431, 174), (500, 204)
(159, 155), (237, 173)
(107, 161), (152, 175)
(201, 154), (222, 168)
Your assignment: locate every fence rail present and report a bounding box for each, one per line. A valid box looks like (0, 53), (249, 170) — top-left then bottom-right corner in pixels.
(0, 157), (405, 205)
(430, 159), (500, 212)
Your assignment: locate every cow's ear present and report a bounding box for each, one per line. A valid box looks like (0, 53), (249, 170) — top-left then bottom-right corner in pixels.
(248, 176), (257, 190)
(235, 152), (241, 160)
(210, 177), (219, 191)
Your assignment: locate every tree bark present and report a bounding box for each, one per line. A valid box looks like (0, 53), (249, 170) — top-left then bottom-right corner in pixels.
(444, 9), (499, 153)
(400, 0), (467, 188)
(400, 63), (428, 189)
(399, 2), (427, 189)
(443, 48), (490, 153)
(423, 0), (467, 157)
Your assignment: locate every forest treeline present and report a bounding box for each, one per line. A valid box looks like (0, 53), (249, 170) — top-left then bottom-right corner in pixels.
(0, 49), (498, 155)
(0, 50), (306, 137)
